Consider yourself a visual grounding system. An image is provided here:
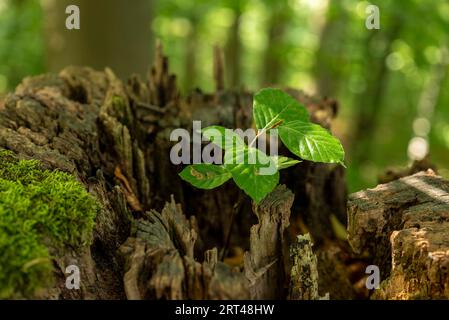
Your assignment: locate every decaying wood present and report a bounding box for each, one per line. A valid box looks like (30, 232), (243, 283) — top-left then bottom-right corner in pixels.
(348, 170), (449, 299)
(0, 69), (135, 299)
(118, 185), (304, 300)
(316, 241), (359, 299)
(244, 185), (294, 299)
(118, 196), (249, 300)
(0, 43), (350, 299)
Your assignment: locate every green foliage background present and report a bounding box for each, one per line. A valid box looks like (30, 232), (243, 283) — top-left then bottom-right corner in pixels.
(1, 0), (449, 192)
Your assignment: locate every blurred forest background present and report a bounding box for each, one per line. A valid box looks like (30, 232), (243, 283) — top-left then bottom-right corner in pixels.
(0, 0), (448, 192)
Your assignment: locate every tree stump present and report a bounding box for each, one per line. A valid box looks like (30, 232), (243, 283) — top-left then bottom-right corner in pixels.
(0, 44), (348, 299)
(348, 170), (449, 299)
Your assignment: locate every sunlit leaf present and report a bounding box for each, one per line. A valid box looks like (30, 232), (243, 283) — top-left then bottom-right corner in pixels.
(278, 120), (345, 164)
(202, 125), (245, 150)
(180, 89), (345, 204)
(253, 88), (309, 131)
(272, 155), (301, 170)
(224, 147), (279, 203)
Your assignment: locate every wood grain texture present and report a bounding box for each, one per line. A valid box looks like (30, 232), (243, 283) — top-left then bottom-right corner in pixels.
(348, 170), (449, 299)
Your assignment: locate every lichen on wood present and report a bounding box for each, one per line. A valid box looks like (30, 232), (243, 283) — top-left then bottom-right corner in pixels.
(289, 234), (329, 300)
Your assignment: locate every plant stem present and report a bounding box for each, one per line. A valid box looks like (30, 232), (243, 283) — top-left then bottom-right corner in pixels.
(249, 120), (283, 148)
(249, 129), (265, 148)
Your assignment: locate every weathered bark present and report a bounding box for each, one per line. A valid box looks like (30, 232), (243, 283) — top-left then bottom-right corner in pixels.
(117, 184), (336, 301)
(348, 170), (449, 299)
(316, 240), (358, 300)
(0, 69), (135, 299)
(118, 196), (249, 300)
(0, 44), (348, 299)
(244, 185), (293, 299)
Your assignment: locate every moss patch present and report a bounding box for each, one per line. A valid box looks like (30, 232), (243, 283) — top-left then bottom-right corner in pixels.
(0, 150), (98, 298)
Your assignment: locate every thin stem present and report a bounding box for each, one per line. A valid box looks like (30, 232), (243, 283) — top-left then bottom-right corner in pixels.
(248, 128), (266, 149)
(249, 119), (283, 149)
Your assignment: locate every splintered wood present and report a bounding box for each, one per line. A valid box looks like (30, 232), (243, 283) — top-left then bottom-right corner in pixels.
(348, 170), (449, 299)
(118, 185), (331, 300)
(119, 196), (249, 300)
(244, 185), (294, 299)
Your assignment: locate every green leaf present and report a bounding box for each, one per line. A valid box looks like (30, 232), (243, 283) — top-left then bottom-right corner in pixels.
(253, 88), (309, 131)
(272, 155), (301, 170)
(202, 126), (245, 150)
(224, 147), (279, 203)
(231, 166), (279, 204)
(179, 164), (232, 189)
(201, 126), (279, 202)
(278, 120), (345, 164)
(179, 88), (346, 205)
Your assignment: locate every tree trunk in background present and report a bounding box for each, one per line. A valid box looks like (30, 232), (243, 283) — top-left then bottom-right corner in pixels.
(263, 3), (287, 85)
(42, 0), (153, 79)
(313, 1), (348, 98)
(351, 21), (402, 165)
(225, 6), (242, 89)
(183, 22), (198, 91)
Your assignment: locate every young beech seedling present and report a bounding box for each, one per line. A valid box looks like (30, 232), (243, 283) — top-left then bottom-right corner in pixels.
(179, 88), (345, 203)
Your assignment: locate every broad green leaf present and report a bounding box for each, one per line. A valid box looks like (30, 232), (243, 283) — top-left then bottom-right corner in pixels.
(202, 126), (279, 202)
(272, 155), (301, 170)
(179, 164), (231, 189)
(278, 120), (345, 164)
(202, 126), (245, 150)
(179, 88), (346, 204)
(224, 147), (279, 203)
(253, 88), (309, 131)
(230, 165), (279, 203)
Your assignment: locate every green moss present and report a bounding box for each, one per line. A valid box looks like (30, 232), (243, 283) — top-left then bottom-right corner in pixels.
(0, 150), (99, 298)
(111, 95), (132, 127)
